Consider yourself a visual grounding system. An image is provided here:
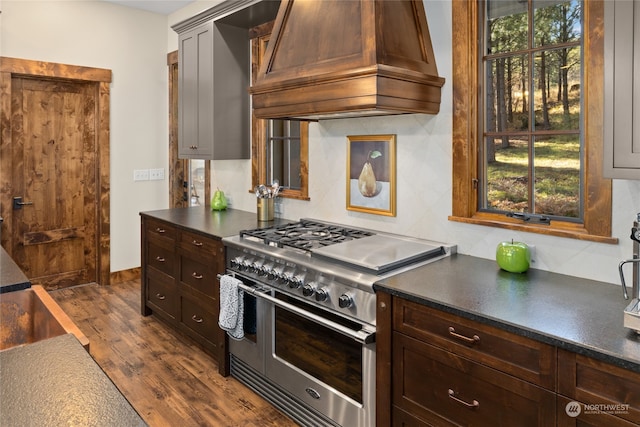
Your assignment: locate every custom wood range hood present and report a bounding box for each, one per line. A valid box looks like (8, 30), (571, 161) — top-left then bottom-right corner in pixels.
(250, 0), (444, 120)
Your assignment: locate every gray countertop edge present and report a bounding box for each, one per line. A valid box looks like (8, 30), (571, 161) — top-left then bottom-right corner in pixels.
(1, 246), (31, 293)
(374, 254), (640, 374)
(139, 206), (293, 240)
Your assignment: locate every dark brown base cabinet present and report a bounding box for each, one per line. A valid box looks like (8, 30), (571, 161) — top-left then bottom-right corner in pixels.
(141, 216), (227, 375)
(377, 293), (640, 426)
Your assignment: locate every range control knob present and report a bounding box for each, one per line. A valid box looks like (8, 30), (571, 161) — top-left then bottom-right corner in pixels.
(277, 272), (289, 284)
(230, 257), (243, 268)
(239, 259), (251, 271)
(338, 294), (354, 309)
(302, 284), (316, 297)
(288, 276), (303, 289)
(250, 261), (262, 274)
(315, 288), (329, 302)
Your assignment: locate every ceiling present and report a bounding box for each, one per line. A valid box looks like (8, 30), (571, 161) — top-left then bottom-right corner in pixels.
(101, 0), (196, 15)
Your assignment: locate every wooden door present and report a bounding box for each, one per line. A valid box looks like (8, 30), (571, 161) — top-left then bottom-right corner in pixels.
(7, 76), (97, 289)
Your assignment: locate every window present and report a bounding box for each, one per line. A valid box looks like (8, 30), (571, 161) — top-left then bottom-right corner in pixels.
(450, 0), (615, 244)
(483, 0), (582, 219)
(250, 24), (309, 200)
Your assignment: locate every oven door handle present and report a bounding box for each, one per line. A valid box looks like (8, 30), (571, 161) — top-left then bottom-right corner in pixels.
(236, 282), (376, 345)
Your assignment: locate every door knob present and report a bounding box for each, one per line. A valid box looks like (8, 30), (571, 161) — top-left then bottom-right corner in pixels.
(13, 197), (33, 210)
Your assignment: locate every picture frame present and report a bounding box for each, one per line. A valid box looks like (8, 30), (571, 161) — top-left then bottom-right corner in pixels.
(346, 134), (396, 216)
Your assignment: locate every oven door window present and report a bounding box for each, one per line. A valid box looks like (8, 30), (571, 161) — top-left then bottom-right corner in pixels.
(273, 294), (363, 403)
(241, 291), (258, 343)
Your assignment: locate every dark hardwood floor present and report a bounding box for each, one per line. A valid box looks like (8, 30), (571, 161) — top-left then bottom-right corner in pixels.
(50, 280), (298, 427)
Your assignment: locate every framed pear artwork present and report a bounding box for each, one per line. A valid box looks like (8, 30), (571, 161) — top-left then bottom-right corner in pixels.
(346, 134), (396, 216)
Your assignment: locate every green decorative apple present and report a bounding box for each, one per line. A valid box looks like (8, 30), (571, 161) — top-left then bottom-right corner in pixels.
(211, 189), (227, 211)
(496, 240), (531, 273)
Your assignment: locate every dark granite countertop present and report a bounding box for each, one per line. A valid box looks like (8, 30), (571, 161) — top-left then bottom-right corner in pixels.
(374, 253), (640, 373)
(140, 206), (292, 239)
(1, 246), (31, 294)
(0, 334), (146, 426)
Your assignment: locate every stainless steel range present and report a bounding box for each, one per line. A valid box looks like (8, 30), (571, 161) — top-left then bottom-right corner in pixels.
(221, 219), (455, 427)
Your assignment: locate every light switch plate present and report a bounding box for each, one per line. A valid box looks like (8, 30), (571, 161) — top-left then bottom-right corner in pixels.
(133, 169), (149, 181)
(149, 168), (165, 181)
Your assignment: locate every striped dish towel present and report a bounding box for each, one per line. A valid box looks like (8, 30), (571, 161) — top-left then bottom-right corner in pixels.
(218, 274), (244, 340)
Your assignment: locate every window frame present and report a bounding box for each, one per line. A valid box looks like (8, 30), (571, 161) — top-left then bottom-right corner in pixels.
(449, 0), (616, 244)
(250, 22), (310, 201)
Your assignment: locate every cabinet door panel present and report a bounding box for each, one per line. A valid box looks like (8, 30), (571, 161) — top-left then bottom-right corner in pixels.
(180, 294), (217, 343)
(145, 218), (176, 248)
(558, 349), (640, 425)
(178, 229), (222, 259)
(180, 256), (217, 299)
(392, 332), (556, 427)
(557, 395), (638, 427)
(178, 22), (214, 159)
(147, 242), (175, 277)
(604, 0), (640, 178)
(146, 268), (178, 319)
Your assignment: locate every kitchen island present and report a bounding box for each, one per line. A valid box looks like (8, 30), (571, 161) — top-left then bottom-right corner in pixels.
(375, 253), (640, 426)
(139, 206), (292, 375)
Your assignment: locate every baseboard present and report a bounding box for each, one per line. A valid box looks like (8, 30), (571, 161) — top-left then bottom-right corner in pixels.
(110, 267), (141, 284)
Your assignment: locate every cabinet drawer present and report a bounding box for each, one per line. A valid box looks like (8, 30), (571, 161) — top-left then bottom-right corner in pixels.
(393, 332), (556, 427)
(147, 242), (175, 277)
(146, 269), (178, 319)
(393, 299), (556, 388)
(558, 350), (640, 425)
(178, 229), (222, 260)
(179, 256), (218, 299)
(145, 218), (176, 245)
(180, 294), (218, 343)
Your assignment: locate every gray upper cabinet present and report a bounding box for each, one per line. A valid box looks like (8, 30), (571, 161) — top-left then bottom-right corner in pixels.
(604, 0), (640, 179)
(176, 19), (250, 160)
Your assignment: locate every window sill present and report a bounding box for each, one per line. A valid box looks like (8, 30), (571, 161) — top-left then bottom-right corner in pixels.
(448, 213), (618, 245)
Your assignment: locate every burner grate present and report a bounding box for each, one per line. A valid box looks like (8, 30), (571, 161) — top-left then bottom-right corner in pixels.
(239, 220), (374, 251)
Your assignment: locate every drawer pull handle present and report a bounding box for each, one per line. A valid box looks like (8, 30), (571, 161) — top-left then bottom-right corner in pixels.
(192, 240), (203, 247)
(155, 227), (166, 233)
(192, 272), (203, 279)
(448, 327), (480, 344)
(155, 293), (166, 300)
(155, 256), (165, 262)
(191, 315), (204, 323)
(448, 389), (479, 409)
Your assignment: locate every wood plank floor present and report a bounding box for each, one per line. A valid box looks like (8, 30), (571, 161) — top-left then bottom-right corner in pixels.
(50, 280), (299, 427)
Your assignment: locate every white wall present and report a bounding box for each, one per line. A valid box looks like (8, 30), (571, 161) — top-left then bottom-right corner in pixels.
(1, 0), (170, 272)
(168, 0), (640, 286)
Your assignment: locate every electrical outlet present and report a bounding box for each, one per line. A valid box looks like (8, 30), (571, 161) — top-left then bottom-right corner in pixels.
(226, 196), (233, 207)
(528, 245), (536, 264)
(149, 168), (165, 181)
(133, 169), (149, 181)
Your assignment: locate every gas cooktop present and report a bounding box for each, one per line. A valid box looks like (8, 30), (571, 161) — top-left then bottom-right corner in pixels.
(239, 219), (374, 251)
(235, 219), (454, 275)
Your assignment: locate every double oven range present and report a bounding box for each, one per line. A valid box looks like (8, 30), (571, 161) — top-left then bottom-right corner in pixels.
(222, 219), (455, 427)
